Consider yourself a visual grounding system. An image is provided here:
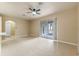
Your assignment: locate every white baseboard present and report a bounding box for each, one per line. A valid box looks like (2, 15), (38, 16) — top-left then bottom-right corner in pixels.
(2, 35), (78, 47)
(56, 40), (78, 46)
(15, 35), (28, 38)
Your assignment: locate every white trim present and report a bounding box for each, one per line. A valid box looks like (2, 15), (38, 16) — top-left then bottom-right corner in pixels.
(55, 40), (78, 46)
(2, 35), (78, 47)
(41, 37), (77, 46)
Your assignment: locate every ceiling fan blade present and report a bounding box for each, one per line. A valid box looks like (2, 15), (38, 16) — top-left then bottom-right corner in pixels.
(37, 13), (40, 15)
(29, 8), (32, 11)
(36, 9), (40, 11)
(26, 12), (32, 13)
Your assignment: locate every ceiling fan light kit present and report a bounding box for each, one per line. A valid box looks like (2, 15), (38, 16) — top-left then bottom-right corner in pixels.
(27, 8), (41, 16)
(32, 11), (36, 15)
(23, 2), (42, 16)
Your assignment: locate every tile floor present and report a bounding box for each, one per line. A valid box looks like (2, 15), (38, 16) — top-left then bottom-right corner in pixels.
(1, 37), (78, 56)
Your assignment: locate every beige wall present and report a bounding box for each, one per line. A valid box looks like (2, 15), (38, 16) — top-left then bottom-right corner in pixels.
(0, 16), (1, 55)
(78, 4), (79, 52)
(14, 19), (29, 38)
(2, 16), (29, 38)
(30, 7), (77, 44)
(0, 6), (78, 46)
(29, 20), (40, 37)
(0, 16), (2, 41)
(0, 16), (5, 40)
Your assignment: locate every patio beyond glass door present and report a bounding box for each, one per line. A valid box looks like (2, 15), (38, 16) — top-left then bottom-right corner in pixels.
(41, 20), (57, 39)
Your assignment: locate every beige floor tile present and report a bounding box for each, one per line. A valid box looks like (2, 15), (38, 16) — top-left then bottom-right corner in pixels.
(1, 37), (78, 56)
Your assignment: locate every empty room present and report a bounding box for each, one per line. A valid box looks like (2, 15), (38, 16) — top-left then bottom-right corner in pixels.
(0, 2), (79, 56)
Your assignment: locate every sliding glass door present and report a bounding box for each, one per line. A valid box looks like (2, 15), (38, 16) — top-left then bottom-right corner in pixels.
(41, 19), (57, 39)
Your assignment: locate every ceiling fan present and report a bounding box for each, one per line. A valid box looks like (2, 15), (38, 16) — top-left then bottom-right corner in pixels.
(25, 8), (41, 16)
(23, 2), (43, 16)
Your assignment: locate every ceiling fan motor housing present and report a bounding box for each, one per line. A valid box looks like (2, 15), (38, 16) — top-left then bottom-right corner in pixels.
(33, 9), (36, 11)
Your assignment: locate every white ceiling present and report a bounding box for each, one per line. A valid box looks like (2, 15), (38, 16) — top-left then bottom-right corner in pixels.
(0, 2), (78, 20)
